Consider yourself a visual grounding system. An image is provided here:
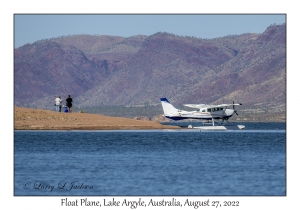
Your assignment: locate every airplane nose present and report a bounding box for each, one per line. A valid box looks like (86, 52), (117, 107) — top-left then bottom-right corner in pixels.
(225, 109), (234, 116)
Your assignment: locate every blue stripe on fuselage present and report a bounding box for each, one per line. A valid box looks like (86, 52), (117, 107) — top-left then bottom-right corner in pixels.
(165, 116), (222, 121)
(164, 116), (189, 121)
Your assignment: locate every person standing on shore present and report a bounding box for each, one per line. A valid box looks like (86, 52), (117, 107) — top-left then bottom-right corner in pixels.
(54, 96), (62, 112)
(59, 96), (62, 112)
(66, 95), (73, 113)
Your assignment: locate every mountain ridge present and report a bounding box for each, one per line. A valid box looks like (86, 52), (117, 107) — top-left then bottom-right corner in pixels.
(14, 24), (286, 119)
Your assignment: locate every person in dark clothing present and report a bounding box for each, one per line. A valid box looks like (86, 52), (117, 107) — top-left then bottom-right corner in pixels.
(66, 95), (73, 113)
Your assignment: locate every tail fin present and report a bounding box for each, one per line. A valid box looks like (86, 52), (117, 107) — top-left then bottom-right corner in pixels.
(160, 98), (179, 116)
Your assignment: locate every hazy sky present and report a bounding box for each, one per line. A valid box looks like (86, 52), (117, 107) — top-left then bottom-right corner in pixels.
(14, 14), (285, 48)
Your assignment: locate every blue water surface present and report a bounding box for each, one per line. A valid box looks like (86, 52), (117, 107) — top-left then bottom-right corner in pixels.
(14, 123), (286, 196)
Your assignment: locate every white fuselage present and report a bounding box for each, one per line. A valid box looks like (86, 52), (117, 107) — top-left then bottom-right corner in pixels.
(167, 108), (235, 120)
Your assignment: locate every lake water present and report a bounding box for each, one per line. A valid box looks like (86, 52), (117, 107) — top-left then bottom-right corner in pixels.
(14, 122), (286, 196)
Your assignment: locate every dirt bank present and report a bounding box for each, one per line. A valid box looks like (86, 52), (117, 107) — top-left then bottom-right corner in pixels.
(14, 106), (179, 130)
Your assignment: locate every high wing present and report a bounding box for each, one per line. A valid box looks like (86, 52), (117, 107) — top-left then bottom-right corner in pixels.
(183, 104), (208, 109)
(184, 103), (242, 109)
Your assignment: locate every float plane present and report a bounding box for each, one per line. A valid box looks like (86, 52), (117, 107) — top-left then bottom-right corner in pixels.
(160, 97), (245, 130)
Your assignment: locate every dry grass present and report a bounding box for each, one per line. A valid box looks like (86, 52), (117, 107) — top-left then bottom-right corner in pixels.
(14, 106), (179, 130)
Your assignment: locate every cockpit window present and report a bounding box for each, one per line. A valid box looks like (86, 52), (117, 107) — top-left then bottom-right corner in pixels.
(211, 107), (223, 112)
(201, 107), (223, 112)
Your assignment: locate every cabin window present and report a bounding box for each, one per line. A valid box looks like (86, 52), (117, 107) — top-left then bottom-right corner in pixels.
(201, 109), (205, 112)
(207, 108), (211, 112)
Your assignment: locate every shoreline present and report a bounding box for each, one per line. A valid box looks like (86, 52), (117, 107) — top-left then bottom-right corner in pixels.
(14, 106), (285, 131)
(14, 106), (180, 130)
(14, 126), (180, 130)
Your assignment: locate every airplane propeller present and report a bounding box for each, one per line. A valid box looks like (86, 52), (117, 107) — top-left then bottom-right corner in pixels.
(232, 100), (242, 115)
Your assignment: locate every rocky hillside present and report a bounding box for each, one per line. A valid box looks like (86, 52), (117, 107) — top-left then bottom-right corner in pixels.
(14, 24), (286, 119)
